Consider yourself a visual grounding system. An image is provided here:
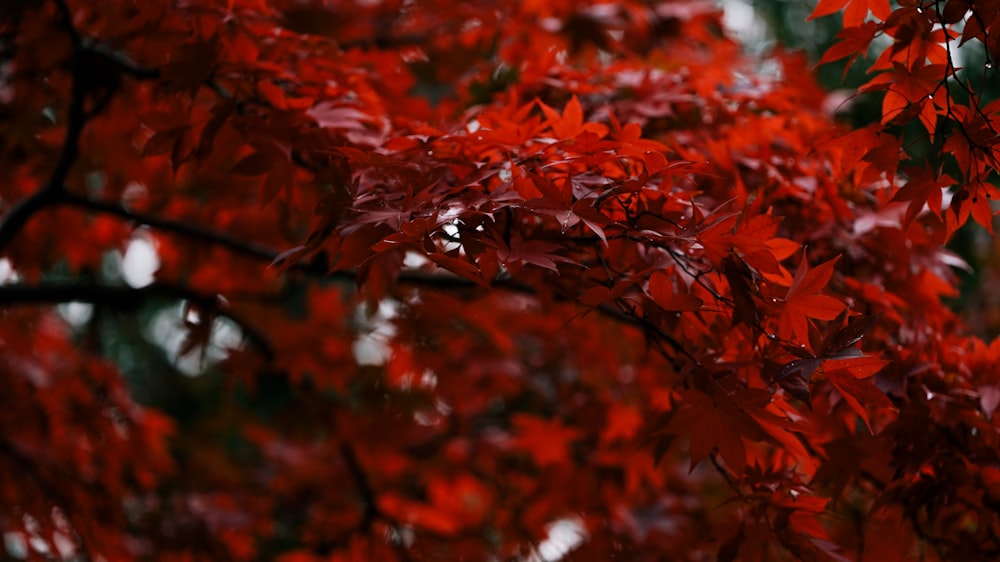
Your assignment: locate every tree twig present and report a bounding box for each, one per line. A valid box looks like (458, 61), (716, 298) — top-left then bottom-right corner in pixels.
(58, 193), (296, 269)
(0, 282), (274, 359)
(339, 442), (380, 534)
(0, 0), (158, 253)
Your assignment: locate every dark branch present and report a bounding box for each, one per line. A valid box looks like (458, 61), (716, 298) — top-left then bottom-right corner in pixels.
(0, 282), (274, 359)
(0, 0), (158, 253)
(83, 40), (160, 80)
(339, 442), (379, 533)
(53, 190), (698, 370)
(57, 193), (296, 269)
(0, 0), (84, 251)
(56, 192), (540, 290)
(0, 194), (62, 255)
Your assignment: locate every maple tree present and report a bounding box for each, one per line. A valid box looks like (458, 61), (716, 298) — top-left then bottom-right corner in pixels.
(4, 0), (1000, 560)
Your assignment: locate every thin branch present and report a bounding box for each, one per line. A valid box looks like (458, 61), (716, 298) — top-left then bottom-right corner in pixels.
(619, 298), (701, 368)
(82, 40), (160, 80)
(57, 192), (298, 269)
(50, 0), (81, 43)
(0, 0), (158, 253)
(56, 190), (704, 371)
(56, 192), (537, 290)
(0, 282), (274, 359)
(339, 442), (379, 534)
(708, 452), (742, 494)
(0, 194), (62, 254)
(0, 0), (85, 251)
(39, 0), (91, 188)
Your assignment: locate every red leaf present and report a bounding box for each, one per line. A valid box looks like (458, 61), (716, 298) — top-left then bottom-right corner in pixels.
(141, 128), (184, 158)
(648, 271), (702, 311)
(779, 256), (846, 345)
(892, 166), (954, 225)
(512, 414), (580, 467)
(496, 235), (573, 273)
(818, 22), (880, 66)
(601, 403), (643, 443)
(428, 253), (490, 287)
(230, 151), (274, 176)
(825, 356), (893, 432)
(538, 95), (609, 139)
(661, 390), (766, 473)
(808, 0), (850, 21)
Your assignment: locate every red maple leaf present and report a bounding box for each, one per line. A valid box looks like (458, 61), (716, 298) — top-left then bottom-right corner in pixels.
(808, 0), (890, 27)
(892, 165), (955, 225)
(823, 355), (893, 432)
(512, 414), (580, 467)
(779, 256), (846, 345)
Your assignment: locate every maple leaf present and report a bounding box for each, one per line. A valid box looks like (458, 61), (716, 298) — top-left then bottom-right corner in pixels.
(823, 355), (893, 432)
(577, 277), (634, 307)
(952, 181), (1000, 235)
(512, 414), (580, 467)
(862, 63), (947, 132)
(428, 252), (491, 287)
(808, 0), (890, 27)
(891, 165), (954, 225)
(377, 493), (463, 535)
(661, 389), (770, 474)
(601, 403), (644, 443)
(648, 270), (702, 311)
(778, 256), (846, 346)
(722, 252), (761, 328)
(608, 113), (669, 157)
(495, 234), (574, 273)
(818, 21), (880, 69)
(690, 207), (741, 267)
(307, 103), (375, 132)
(538, 95), (609, 140)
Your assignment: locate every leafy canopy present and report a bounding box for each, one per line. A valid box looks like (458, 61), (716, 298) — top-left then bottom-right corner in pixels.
(2, 0), (1000, 560)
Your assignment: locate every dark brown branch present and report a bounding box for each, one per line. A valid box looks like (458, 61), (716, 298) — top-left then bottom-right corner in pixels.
(0, 0), (158, 253)
(82, 40), (160, 80)
(48, 189), (530, 291)
(339, 442), (379, 534)
(0, 0), (83, 251)
(0, 193), (62, 254)
(9, 174), (699, 374)
(708, 452), (742, 494)
(0, 282), (274, 359)
(37, 0), (86, 185)
(57, 193), (298, 270)
(59, 190), (699, 371)
(57, 191), (545, 291)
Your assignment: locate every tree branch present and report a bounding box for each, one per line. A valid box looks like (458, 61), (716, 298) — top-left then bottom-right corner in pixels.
(0, 0), (159, 253)
(50, 189), (698, 371)
(0, 282), (274, 359)
(0, 194), (62, 254)
(58, 192), (296, 269)
(0, 0), (83, 252)
(82, 40), (160, 80)
(56, 191), (543, 292)
(339, 442), (379, 534)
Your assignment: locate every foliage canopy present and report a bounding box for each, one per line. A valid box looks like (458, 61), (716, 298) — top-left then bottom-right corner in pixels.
(3, 0), (1000, 560)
